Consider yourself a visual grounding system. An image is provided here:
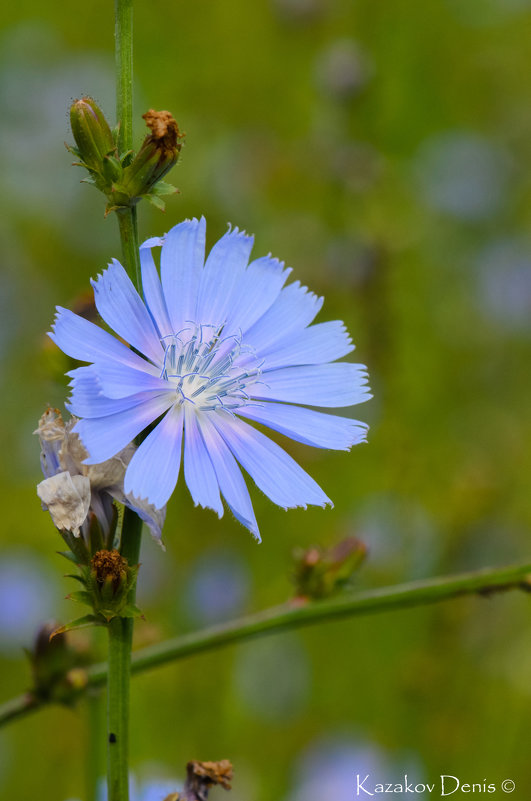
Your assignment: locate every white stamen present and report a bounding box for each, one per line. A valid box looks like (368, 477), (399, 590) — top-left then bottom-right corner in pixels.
(159, 323), (261, 412)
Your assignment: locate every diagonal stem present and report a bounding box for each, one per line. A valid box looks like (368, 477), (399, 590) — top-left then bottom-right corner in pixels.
(1, 561), (530, 729)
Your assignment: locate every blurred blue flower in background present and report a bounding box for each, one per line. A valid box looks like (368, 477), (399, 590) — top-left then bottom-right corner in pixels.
(51, 217), (371, 540)
(184, 548), (251, 625)
(314, 39), (372, 101)
(355, 493), (441, 581)
(233, 634), (310, 721)
(475, 237), (531, 336)
(0, 551), (57, 653)
(284, 734), (391, 801)
(65, 773), (181, 801)
(414, 132), (511, 221)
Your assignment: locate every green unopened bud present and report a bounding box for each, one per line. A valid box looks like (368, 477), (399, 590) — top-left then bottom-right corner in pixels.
(28, 621), (89, 704)
(292, 537), (367, 600)
(69, 97), (116, 174)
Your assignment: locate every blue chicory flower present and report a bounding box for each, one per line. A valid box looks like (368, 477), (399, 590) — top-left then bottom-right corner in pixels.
(50, 217), (370, 540)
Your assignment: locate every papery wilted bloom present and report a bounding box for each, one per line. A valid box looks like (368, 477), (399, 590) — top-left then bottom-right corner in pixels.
(50, 218), (371, 540)
(35, 408), (164, 541)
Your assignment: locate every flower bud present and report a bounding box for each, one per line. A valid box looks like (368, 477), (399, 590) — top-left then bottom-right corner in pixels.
(84, 549), (139, 622)
(113, 109), (183, 208)
(69, 97), (116, 174)
(292, 536), (367, 600)
(28, 621), (89, 704)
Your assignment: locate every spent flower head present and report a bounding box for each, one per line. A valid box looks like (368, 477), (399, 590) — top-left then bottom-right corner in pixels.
(35, 407), (165, 542)
(50, 218), (371, 540)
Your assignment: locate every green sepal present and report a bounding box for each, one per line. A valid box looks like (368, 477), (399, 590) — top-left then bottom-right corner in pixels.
(57, 550), (81, 565)
(144, 193), (166, 211)
(50, 615), (103, 639)
(87, 514), (105, 557)
(65, 143), (82, 159)
(61, 531), (90, 566)
(67, 590), (94, 607)
(102, 154), (123, 183)
(119, 148), (134, 164)
(119, 604), (144, 619)
(64, 573), (86, 585)
(151, 180), (179, 197)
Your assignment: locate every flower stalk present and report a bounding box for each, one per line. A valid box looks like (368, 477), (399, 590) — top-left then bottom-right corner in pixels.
(2, 560), (530, 728)
(107, 2), (144, 799)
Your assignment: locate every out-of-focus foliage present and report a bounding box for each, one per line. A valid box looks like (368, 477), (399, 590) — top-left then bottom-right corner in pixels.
(1, 0), (531, 798)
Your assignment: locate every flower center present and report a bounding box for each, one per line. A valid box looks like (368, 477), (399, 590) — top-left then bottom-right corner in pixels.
(160, 324), (262, 412)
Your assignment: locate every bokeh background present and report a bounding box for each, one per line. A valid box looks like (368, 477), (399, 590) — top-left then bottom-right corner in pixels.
(2, 0), (531, 798)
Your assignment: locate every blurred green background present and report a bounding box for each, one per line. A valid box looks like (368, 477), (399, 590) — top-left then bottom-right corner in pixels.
(2, 0), (531, 798)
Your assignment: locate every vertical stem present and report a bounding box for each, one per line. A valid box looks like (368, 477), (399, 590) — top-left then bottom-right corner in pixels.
(115, 0), (141, 290)
(106, 509), (143, 801)
(115, 0), (133, 156)
(117, 207), (141, 288)
(107, 618), (131, 801)
(107, 3), (144, 801)
(86, 689), (105, 801)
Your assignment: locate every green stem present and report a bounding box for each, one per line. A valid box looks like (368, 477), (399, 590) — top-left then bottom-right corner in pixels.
(115, 0), (133, 156)
(1, 562), (530, 728)
(86, 689), (105, 801)
(116, 207), (141, 290)
(108, 3), (143, 799)
(106, 475), (143, 801)
(107, 617), (131, 801)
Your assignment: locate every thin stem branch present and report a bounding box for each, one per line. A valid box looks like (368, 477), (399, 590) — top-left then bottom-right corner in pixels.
(1, 562), (530, 728)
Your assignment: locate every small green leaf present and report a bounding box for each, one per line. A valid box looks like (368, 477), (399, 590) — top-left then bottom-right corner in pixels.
(151, 180), (178, 197)
(144, 193), (166, 211)
(67, 591), (94, 607)
(57, 550), (80, 565)
(64, 574), (86, 585)
(119, 604), (144, 619)
(50, 615), (102, 639)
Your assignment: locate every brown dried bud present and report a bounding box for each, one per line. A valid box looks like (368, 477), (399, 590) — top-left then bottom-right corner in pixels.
(91, 549), (128, 588)
(113, 109), (183, 208)
(184, 760), (233, 800)
(142, 109), (183, 159)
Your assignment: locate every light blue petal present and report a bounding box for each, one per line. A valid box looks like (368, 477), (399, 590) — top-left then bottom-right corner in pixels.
(124, 405), (184, 508)
(141, 236), (164, 249)
(183, 406), (223, 517)
(195, 227), (254, 327)
(235, 403), (368, 450)
(66, 367), (160, 418)
(223, 256), (291, 335)
(160, 217), (206, 332)
(254, 363), (372, 407)
(74, 394), (174, 464)
(91, 260), (163, 365)
(139, 245), (173, 338)
(49, 307), (148, 370)
(243, 281), (324, 354)
(211, 412), (331, 509)
(94, 361), (169, 399)
(197, 412), (260, 539)
(259, 321), (354, 369)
